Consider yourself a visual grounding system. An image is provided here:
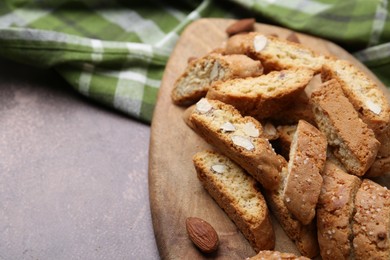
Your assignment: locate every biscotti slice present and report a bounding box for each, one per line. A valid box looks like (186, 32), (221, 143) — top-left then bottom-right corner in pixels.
(311, 79), (380, 176)
(206, 69), (314, 120)
(193, 150), (275, 252)
(171, 53), (263, 106)
(322, 59), (390, 136)
(264, 167), (319, 258)
(352, 179), (390, 259)
(224, 32), (326, 73)
(189, 98), (286, 190)
(248, 250), (310, 260)
(317, 161), (362, 260)
(283, 120), (327, 225)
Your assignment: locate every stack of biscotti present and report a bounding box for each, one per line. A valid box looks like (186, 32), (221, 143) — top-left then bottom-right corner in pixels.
(187, 98), (322, 258)
(172, 21), (390, 259)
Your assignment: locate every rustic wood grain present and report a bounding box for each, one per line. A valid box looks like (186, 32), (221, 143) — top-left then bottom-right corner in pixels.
(149, 18), (390, 260)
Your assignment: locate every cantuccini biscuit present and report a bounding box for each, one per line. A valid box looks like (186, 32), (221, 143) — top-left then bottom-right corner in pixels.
(317, 161), (362, 260)
(352, 179), (390, 259)
(206, 69), (314, 120)
(193, 150), (275, 252)
(311, 79), (380, 176)
(189, 98), (285, 191)
(171, 53), (263, 106)
(224, 32), (326, 73)
(322, 59), (390, 160)
(264, 167), (320, 258)
(283, 120), (327, 225)
(322, 59), (390, 136)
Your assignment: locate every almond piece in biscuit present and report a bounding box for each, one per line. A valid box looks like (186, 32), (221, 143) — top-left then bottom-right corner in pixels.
(322, 59), (390, 136)
(224, 32), (326, 73)
(171, 53), (263, 106)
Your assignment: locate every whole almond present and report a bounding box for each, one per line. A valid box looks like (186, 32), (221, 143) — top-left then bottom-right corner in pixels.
(226, 18), (255, 36)
(187, 56), (197, 64)
(286, 32), (300, 43)
(186, 217), (219, 253)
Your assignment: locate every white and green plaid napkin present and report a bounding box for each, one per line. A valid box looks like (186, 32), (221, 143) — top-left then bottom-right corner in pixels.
(0, 0), (389, 123)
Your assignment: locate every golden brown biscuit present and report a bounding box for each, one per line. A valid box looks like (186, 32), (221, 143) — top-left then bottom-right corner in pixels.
(193, 150), (275, 252)
(172, 53), (263, 106)
(283, 120), (327, 225)
(224, 32), (326, 73)
(317, 162), (361, 260)
(264, 166), (320, 258)
(352, 179), (390, 259)
(206, 69), (314, 120)
(311, 79), (380, 176)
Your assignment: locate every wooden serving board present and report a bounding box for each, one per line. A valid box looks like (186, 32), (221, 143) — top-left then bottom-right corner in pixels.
(149, 18), (390, 259)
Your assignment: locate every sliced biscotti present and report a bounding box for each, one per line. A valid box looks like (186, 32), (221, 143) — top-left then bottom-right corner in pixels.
(322, 59), (390, 159)
(311, 79), (380, 176)
(248, 250), (310, 260)
(206, 69), (314, 120)
(322, 59), (390, 136)
(317, 161), (362, 260)
(283, 120), (327, 225)
(352, 179), (390, 259)
(171, 53), (263, 106)
(193, 150), (275, 252)
(224, 32), (326, 73)
(189, 98), (286, 190)
(264, 167), (319, 258)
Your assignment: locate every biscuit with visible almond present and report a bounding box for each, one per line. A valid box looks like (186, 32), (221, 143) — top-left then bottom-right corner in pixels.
(311, 79), (380, 176)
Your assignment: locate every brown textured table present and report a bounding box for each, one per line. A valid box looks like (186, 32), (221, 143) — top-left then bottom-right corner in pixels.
(0, 58), (159, 259)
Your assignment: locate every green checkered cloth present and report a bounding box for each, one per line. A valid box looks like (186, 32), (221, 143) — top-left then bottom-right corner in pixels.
(0, 0), (389, 123)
